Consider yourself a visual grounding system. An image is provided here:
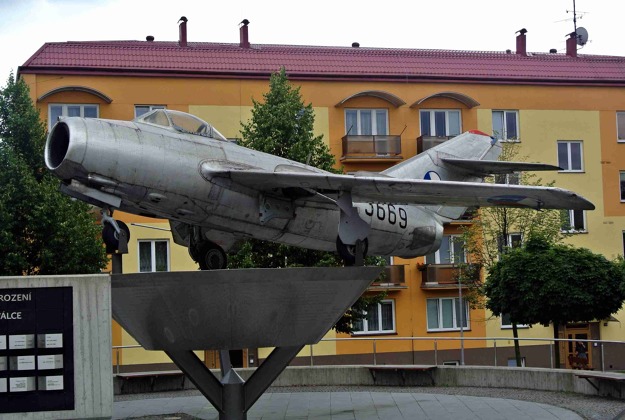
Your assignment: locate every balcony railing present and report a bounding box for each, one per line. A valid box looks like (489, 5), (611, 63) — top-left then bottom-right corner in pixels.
(420, 263), (481, 289)
(417, 135), (454, 154)
(370, 265), (405, 288)
(341, 135), (402, 159)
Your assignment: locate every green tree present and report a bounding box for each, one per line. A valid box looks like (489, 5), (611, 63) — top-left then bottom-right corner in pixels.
(485, 235), (625, 368)
(0, 73), (107, 275)
(460, 143), (565, 366)
(229, 68), (385, 333)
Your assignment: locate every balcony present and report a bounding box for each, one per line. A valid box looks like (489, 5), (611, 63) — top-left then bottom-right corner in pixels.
(341, 135), (402, 161)
(369, 265), (406, 290)
(420, 263), (481, 290)
(417, 135), (454, 154)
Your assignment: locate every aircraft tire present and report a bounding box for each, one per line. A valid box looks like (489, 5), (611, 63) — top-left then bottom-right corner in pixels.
(102, 220), (130, 251)
(336, 237), (368, 266)
(198, 242), (227, 270)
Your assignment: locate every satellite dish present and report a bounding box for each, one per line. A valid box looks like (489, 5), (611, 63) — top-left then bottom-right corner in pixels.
(576, 27), (589, 46)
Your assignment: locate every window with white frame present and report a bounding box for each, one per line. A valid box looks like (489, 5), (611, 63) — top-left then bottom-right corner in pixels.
(345, 109), (388, 135)
(622, 231), (625, 256)
(494, 173), (520, 185)
(557, 141), (584, 172)
(425, 235), (465, 264)
(48, 104), (98, 130)
(492, 110), (519, 141)
(135, 105), (166, 118)
(617, 112), (625, 142)
(138, 240), (170, 272)
(506, 233), (523, 249)
(420, 110), (461, 137)
(560, 209), (587, 232)
(352, 300), (395, 334)
(426, 297), (469, 331)
(500, 313), (529, 329)
(621, 172), (625, 201)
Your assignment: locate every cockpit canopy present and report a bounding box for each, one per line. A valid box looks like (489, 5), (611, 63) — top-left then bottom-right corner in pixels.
(135, 109), (228, 141)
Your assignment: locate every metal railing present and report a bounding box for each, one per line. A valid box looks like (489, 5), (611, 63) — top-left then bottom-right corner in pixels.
(341, 135), (402, 158)
(113, 336), (625, 373)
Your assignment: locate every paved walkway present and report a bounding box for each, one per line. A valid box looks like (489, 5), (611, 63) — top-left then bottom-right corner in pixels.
(113, 391), (583, 419)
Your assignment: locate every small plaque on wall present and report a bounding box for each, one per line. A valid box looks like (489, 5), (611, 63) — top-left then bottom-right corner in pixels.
(37, 333), (63, 349)
(8, 334), (35, 350)
(9, 377), (36, 392)
(0, 335), (5, 350)
(38, 375), (64, 391)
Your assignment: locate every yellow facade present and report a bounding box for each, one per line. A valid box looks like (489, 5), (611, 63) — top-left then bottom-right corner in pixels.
(20, 47), (625, 369)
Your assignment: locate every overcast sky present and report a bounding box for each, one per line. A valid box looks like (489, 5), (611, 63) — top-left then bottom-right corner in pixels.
(0, 0), (622, 82)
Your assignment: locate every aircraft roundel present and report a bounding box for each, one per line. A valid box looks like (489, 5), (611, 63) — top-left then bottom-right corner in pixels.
(424, 171), (441, 181)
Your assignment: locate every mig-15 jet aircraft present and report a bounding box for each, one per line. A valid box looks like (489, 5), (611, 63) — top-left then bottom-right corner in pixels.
(45, 109), (593, 269)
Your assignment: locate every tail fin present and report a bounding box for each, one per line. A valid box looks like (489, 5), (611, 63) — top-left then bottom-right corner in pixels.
(381, 131), (502, 220)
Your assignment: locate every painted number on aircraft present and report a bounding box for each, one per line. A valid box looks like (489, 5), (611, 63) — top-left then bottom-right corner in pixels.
(365, 203), (407, 228)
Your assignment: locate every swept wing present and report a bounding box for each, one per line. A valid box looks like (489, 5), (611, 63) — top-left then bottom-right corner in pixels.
(206, 169), (594, 211)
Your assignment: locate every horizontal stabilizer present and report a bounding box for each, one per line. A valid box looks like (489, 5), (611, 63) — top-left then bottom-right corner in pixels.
(441, 158), (561, 175)
(205, 169), (594, 211)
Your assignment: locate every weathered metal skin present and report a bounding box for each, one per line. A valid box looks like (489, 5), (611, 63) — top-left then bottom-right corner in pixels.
(45, 110), (593, 261)
(45, 113), (445, 257)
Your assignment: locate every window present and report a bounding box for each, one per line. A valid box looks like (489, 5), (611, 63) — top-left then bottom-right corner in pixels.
(427, 298), (469, 331)
(345, 109), (388, 135)
(492, 110), (519, 141)
(425, 235), (465, 264)
(621, 172), (625, 202)
(135, 105), (166, 118)
(48, 104), (98, 130)
(494, 173), (520, 185)
(623, 231), (625, 256)
(618, 112), (625, 142)
(420, 110), (461, 136)
(501, 313), (529, 329)
(560, 210), (587, 232)
(352, 300), (395, 334)
(138, 240), (169, 272)
(557, 141), (583, 172)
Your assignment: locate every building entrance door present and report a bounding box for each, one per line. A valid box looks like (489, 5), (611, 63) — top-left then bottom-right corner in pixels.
(564, 324), (591, 369)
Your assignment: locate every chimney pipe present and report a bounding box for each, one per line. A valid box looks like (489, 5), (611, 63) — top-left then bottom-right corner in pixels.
(566, 32), (577, 57)
(178, 16), (188, 47)
(516, 28), (527, 56)
(239, 19), (250, 49)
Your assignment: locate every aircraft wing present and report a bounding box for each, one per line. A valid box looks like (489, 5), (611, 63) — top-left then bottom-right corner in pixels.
(207, 169), (594, 211)
(441, 158), (562, 175)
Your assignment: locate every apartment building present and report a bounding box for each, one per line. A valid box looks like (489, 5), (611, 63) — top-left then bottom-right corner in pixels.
(18, 19), (625, 370)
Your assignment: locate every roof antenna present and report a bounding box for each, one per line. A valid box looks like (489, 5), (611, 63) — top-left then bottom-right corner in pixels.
(566, 0), (589, 47)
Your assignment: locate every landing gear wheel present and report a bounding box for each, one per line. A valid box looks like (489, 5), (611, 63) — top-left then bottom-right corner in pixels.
(336, 236), (368, 266)
(102, 220), (130, 251)
(198, 242), (227, 270)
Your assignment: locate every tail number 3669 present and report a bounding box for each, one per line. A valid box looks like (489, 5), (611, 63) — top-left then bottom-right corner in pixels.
(364, 203), (407, 228)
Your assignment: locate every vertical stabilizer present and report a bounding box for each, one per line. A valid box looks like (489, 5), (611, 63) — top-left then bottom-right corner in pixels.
(381, 131), (501, 220)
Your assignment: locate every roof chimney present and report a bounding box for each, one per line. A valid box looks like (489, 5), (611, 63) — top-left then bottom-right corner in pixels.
(516, 28), (527, 56)
(178, 16), (188, 47)
(352, 42), (360, 48)
(566, 32), (577, 57)
(239, 19), (250, 49)
(146, 35), (154, 42)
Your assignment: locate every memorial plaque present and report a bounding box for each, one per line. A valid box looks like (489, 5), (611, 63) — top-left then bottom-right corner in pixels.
(0, 287), (74, 413)
(9, 334), (35, 349)
(9, 377), (36, 392)
(37, 333), (63, 349)
(38, 375), (64, 391)
(37, 354), (63, 370)
(9, 355), (35, 371)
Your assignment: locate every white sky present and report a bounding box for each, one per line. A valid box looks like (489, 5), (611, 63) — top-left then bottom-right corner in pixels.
(0, 0), (622, 82)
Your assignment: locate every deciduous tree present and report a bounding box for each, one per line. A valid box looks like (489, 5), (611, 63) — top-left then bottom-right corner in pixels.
(485, 235), (625, 367)
(0, 73), (107, 275)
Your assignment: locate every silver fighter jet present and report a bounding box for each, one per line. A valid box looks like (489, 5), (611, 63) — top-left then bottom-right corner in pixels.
(45, 109), (594, 269)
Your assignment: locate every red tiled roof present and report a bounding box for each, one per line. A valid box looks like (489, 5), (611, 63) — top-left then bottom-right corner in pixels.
(18, 40), (625, 85)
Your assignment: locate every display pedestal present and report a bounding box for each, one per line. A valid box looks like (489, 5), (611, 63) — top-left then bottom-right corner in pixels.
(111, 267), (381, 420)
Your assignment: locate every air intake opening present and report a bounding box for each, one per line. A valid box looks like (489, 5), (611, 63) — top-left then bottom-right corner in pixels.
(47, 122), (70, 169)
